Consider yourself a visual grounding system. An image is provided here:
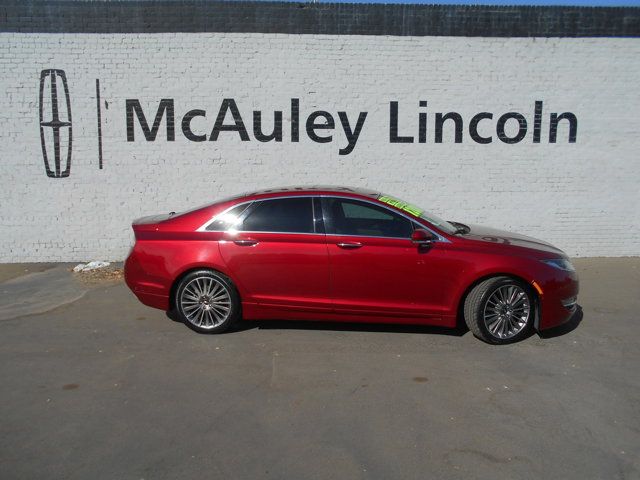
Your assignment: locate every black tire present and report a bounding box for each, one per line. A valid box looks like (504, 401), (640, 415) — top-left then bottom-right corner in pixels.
(174, 269), (241, 334)
(463, 276), (535, 345)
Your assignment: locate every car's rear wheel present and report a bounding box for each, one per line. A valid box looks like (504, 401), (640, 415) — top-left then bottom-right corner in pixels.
(464, 276), (535, 344)
(175, 269), (240, 334)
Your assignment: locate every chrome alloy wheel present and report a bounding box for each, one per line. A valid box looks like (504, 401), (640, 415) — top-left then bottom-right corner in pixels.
(483, 285), (531, 340)
(179, 276), (232, 330)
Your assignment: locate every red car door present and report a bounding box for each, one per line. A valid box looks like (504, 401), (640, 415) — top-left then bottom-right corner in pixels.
(322, 196), (452, 322)
(218, 196), (331, 311)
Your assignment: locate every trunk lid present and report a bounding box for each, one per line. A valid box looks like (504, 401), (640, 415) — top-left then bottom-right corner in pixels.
(132, 213), (175, 225)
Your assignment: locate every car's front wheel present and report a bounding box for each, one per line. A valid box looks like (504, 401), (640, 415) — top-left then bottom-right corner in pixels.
(464, 276), (535, 344)
(174, 269), (241, 334)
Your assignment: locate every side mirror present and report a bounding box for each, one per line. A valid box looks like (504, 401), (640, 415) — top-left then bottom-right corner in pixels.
(411, 228), (436, 245)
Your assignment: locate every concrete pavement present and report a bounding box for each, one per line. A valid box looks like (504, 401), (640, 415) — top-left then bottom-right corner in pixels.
(0, 265), (89, 321)
(0, 258), (638, 480)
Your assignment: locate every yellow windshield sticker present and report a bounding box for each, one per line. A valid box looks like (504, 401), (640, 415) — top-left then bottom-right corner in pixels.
(378, 195), (423, 217)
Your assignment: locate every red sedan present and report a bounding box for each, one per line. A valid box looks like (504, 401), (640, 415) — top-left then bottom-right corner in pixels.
(124, 186), (579, 344)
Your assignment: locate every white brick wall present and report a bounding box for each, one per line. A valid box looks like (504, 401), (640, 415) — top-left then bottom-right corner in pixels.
(0, 33), (639, 261)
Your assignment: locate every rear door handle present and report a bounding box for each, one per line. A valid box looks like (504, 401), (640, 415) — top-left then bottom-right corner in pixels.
(233, 239), (258, 246)
(337, 242), (363, 249)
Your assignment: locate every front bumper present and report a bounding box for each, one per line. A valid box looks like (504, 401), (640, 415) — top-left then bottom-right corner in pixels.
(537, 271), (580, 330)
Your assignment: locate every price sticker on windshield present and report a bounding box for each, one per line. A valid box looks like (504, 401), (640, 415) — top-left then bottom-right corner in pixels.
(378, 195), (423, 217)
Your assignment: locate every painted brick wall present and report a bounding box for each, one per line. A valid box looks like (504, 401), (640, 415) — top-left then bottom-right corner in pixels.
(1, 33), (639, 261)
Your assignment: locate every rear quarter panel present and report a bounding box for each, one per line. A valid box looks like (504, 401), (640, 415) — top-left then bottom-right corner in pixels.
(126, 203), (237, 307)
(127, 233), (232, 296)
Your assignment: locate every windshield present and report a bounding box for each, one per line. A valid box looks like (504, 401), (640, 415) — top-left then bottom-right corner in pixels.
(377, 194), (458, 235)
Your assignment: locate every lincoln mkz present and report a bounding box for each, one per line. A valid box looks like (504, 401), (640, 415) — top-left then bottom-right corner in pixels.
(125, 186), (579, 344)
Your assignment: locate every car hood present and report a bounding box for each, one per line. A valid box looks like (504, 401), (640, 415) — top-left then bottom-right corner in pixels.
(461, 224), (565, 256)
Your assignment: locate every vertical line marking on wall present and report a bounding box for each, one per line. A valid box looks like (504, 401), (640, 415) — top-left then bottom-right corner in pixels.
(96, 79), (103, 169)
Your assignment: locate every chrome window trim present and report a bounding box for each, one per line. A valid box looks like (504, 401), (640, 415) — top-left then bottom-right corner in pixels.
(224, 231), (323, 237)
(195, 194), (450, 243)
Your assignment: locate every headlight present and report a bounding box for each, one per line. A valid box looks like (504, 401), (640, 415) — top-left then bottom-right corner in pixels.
(541, 258), (575, 272)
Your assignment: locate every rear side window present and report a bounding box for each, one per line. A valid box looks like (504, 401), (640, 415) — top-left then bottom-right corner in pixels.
(324, 197), (413, 238)
(206, 203), (252, 231)
(241, 197), (314, 233)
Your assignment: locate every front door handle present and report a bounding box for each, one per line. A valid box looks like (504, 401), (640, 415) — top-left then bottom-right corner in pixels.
(337, 242), (363, 249)
(233, 239), (258, 246)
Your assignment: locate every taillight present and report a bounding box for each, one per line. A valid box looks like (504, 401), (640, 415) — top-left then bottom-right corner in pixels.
(126, 228), (136, 257)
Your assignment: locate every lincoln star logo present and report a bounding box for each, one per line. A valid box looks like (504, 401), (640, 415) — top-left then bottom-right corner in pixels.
(39, 69), (72, 178)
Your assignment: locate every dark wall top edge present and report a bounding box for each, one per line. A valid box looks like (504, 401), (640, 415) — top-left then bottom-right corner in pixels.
(2, 1), (640, 37)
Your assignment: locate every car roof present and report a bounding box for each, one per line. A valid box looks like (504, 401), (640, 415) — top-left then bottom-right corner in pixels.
(241, 185), (380, 199)
(173, 186), (382, 219)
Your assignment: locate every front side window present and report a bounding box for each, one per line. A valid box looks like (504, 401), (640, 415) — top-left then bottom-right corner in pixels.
(377, 194), (458, 235)
(240, 197), (315, 233)
(324, 198), (413, 238)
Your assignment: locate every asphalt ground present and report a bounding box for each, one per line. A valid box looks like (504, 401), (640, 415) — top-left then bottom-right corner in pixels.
(0, 258), (638, 480)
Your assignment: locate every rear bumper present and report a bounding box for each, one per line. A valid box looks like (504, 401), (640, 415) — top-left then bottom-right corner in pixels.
(124, 251), (170, 311)
(132, 291), (169, 310)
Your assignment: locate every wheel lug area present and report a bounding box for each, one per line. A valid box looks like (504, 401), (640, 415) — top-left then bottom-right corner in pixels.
(198, 295), (212, 309)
